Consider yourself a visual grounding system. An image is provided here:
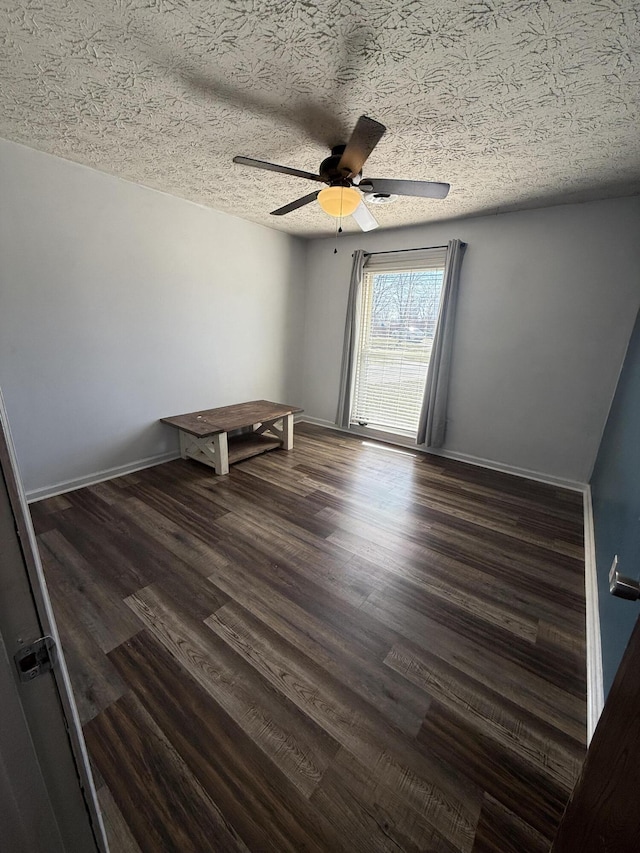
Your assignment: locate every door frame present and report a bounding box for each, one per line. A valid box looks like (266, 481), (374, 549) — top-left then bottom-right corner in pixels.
(0, 387), (107, 852)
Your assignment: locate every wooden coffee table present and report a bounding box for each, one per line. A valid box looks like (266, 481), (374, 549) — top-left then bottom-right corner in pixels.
(161, 400), (303, 475)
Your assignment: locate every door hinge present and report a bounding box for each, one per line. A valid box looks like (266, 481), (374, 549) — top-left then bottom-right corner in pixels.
(14, 636), (57, 682)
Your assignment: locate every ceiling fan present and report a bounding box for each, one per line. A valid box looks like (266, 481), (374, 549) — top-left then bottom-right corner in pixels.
(233, 116), (450, 231)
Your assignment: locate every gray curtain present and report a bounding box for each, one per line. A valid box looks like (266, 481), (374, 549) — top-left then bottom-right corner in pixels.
(417, 239), (466, 447)
(336, 249), (366, 428)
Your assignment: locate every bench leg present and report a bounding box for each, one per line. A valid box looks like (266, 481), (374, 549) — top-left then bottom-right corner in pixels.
(254, 415), (295, 450)
(179, 431), (189, 460)
(282, 414), (294, 450)
(211, 432), (229, 475)
(179, 431), (229, 475)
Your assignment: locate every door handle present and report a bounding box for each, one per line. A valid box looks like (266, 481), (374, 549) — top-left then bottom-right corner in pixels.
(609, 557), (640, 601)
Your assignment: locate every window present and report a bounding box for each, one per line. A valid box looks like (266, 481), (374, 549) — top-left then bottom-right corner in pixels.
(351, 248), (447, 436)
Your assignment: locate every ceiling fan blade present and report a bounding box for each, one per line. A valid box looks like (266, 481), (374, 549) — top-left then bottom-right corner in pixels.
(271, 191), (320, 216)
(351, 202), (379, 232)
(233, 156), (322, 183)
(338, 116), (386, 178)
(360, 178), (450, 199)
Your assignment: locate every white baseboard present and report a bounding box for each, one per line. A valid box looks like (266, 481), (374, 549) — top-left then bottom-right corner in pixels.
(426, 447), (586, 493)
(583, 485), (604, 742)
(298, 417), (586, 492)
(26, 450), (180, 503)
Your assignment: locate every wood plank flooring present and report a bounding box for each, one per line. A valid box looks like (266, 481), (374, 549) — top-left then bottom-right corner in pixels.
(32, 423), (587, 852)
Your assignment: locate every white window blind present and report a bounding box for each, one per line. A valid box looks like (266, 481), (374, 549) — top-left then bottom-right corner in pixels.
(351, 248), (447, 435)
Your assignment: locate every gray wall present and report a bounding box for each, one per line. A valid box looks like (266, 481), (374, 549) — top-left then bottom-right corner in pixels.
(591, 306), (640, 696)
(0, 139), (306, 496)
(3, 136), (638, 494)
(302, 197), (640, 483)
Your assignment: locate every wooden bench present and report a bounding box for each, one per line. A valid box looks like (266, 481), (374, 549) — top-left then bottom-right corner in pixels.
(161, 400), (303, 475)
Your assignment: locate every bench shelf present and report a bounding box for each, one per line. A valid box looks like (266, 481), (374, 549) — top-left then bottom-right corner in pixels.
(227, 433), (282, 465)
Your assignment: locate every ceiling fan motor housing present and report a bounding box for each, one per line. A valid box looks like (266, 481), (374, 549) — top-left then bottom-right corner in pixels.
(319, 145), (356, 186)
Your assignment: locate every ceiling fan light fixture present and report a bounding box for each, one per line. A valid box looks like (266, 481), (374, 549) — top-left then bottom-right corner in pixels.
(317, 186), (361, 218)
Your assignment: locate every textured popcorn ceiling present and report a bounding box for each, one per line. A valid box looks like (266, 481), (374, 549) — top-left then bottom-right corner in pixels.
(1, 0), (639, 235)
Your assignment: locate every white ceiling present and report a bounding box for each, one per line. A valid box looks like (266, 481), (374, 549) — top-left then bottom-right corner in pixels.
(1, 0), (639, 236)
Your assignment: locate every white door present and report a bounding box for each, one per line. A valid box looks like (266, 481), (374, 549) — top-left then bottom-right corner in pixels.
(0, 387), (107, 852)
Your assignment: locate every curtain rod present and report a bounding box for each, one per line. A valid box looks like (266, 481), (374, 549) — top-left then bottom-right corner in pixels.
(358, 242), (466, 258)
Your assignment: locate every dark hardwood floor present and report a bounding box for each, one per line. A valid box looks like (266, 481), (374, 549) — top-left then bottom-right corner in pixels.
(32, 423), (587, 853)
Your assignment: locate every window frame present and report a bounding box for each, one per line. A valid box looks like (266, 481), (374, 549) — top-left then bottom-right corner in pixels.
(348, 247), (448, 440)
